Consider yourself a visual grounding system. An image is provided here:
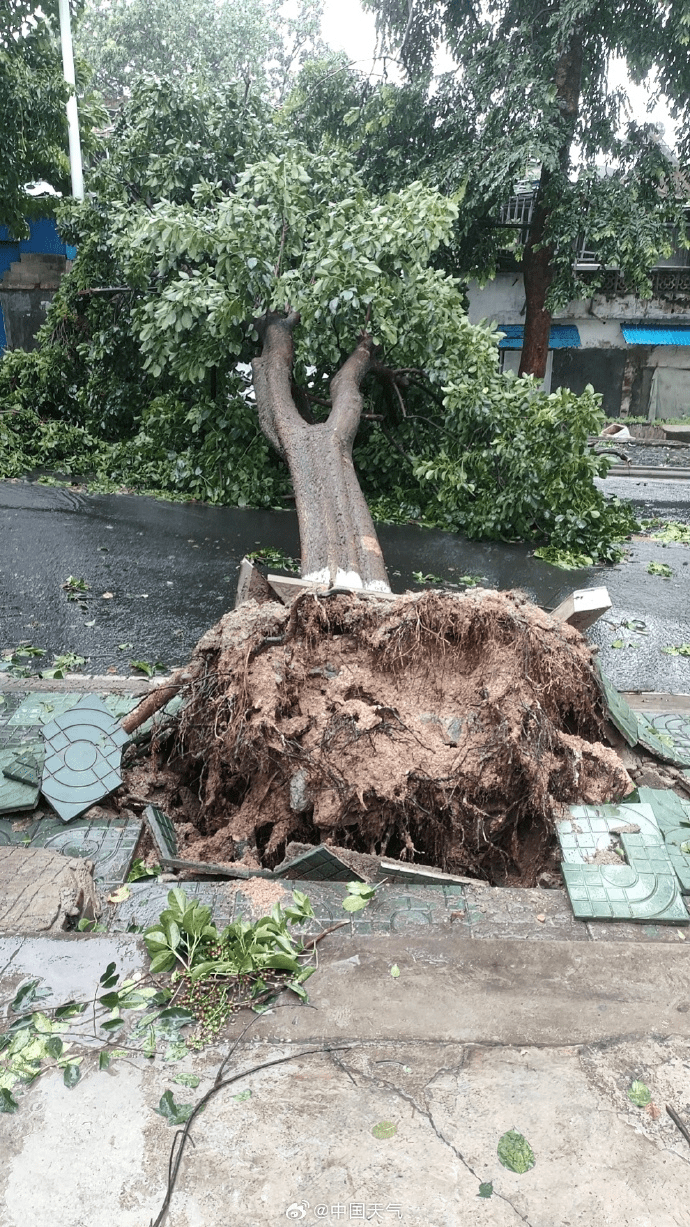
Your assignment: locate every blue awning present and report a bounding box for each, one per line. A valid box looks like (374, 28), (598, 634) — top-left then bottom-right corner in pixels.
(497, 324), (581, 349)
(621, 324), (690, 345)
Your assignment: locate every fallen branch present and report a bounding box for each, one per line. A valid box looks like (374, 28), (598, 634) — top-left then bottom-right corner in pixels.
(666, 1103), (690, 1149)
(150, 1041), (356, 1227)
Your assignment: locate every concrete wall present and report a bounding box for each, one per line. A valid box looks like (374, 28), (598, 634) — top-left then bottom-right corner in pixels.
(467, 272), (690, 418)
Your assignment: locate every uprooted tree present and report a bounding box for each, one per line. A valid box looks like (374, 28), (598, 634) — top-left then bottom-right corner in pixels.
(104, 138), (638, 882)
(117, 139), (635, 580)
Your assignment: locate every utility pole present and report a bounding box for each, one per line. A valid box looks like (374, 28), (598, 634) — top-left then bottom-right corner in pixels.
(57, 0), (84, 199)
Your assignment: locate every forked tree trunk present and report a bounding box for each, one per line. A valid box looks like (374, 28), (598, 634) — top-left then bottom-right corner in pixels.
(251, 311), (391, 591)
(519, 34), (584, 380)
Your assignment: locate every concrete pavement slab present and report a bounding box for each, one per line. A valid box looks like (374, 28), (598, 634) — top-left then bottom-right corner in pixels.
(2, 934), (690, 1225)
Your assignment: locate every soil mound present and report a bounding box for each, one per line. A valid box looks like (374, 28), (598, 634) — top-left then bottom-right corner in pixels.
(157, 589), (631, 886)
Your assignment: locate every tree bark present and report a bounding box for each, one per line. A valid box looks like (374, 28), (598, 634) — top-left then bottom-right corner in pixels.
(519, 34), (584, 380)
(251, 312), (391, 591)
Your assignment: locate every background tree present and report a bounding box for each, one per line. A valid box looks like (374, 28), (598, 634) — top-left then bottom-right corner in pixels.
(363, 0), (690, 378)
(76, 0), (325, 106)
(0, 0), (102, 235)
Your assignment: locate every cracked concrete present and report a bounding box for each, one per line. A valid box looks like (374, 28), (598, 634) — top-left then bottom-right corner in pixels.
(2, 934), (690, 1225)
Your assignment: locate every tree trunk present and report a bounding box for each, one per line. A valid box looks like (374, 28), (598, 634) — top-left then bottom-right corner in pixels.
(519, 34), (584, 380)
(251, 311), (391, 591)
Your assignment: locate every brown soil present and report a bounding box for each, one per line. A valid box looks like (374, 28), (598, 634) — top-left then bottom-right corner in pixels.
(127, 589), (632, 887)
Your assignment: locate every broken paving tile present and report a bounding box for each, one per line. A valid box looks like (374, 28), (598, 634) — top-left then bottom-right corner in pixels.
(562, 862), (689, 923)
(596, 668), (690, 767)
(640, 712), (690, 755)
(378, 861), (470, 886)
(144, 804), (178, 861)
(0, 749), (39, 814)
(559, 803), (660, 864)
(0, 813), (141, 888)
(274, 845), (364, 882)
(619, 829), (676, 877)
(2, 746), (45, 787)
(596, 667), (639, 746)
(41, 696), (128, 822)
(637, 715), (690, 768)
(637, 787), (690, 834)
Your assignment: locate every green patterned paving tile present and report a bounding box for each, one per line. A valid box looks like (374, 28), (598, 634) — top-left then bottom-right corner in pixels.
(562, 862), (689, 923)
(7, 693), (86, 726)
(559, 803), (660, 864)
(274, 845), (364, 882)
(637, 787), (690, 835)
(642, 712), (690, 754)
(0, 749), (40, 813)
(0, 813), (141, 887)
(596, 668), (639, 746)
(637, 715), (690, 768)
(620, 830), (674, 877)
(106, 879), (465, 935)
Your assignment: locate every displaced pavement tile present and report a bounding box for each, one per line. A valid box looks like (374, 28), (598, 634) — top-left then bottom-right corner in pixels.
(639, 712), (690, 755)
(0, 813), (141, 888)
(41, 696), (128, 822)
(559, 803), (660, 864)
(377, 862), (470, 886)
(0, 748), (41, 814)
(144, 805), (179, 861)
(637, 786), (690, 835)
(274, 845), (364, 882)
(2, 745), (45, 787)
(596, 667), (639, 746)
(636, 715), (690, 768)
(596, 669), (690, 767)
(619, 830), (675, 877)
(562, 863), (689, 923)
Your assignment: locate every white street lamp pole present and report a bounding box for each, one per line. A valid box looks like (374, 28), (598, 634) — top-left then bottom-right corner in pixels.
(57, 0), (84, 199)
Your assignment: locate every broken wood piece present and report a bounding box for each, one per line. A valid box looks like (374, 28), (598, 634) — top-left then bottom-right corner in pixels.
(267, 574), (399, 604)
(234, 557), (275, 608)
(266, 573), (327, 604)
(158, 855), (276, 880)
(551, 586), (611, 633)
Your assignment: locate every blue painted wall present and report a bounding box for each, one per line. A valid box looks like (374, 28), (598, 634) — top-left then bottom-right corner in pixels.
(0, 218), (77, 350)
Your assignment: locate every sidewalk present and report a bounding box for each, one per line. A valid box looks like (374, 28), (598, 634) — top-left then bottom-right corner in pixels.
(1, 929), (690, 1226)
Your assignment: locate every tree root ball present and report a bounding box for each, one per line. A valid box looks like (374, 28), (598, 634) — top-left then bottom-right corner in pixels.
(168, 589), (632, 886)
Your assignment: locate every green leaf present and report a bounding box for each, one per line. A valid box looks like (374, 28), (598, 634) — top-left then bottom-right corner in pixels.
(99, 1051), (110, 1070)
(154, 1089), (194, 1125)
(44, 1036), (63, 1059)
(174, 1073), (201, 1088)
(149, 950), (177, 973)
(11, 980), (47, 1013)
(478, 1182), (493, 1198)
(342, 895), (369, 912)
(100, 1018), (125, 1032)
(233, 1089), (251, 1102)
(390, 964), (400, 978)
(0, 1088), (19, 1114)
(371, 1120), (397, 1139)
(99, 962), (118, 987)
(627, 1081), (652, 1107)
(63, 1063), (81, 1089)
(497, 1130), (535, 1173)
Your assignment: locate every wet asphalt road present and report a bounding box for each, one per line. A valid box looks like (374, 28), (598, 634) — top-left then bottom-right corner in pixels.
(1, 475), (689, 692)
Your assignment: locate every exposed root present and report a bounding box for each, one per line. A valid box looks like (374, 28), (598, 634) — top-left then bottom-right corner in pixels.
(147, 590), (632, 886)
